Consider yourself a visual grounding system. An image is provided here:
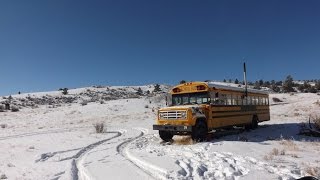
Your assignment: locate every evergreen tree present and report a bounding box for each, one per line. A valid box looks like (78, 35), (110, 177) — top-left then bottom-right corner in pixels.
(62, 88), (68, 95)
(275, 81), (282, 86)
(180, 80), (186, 84)
(297, 84), (305, 92)
(234, 79), (239, 84)
(283, 75), (295, 92)
(253, 81), (261, 89)
(259, 79), (264, 86)
(223, 79), (226, 82)
(263, 81), (270, 87)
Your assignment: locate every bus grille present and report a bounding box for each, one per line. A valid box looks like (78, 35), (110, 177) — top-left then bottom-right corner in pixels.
(159, 110), (187, 120)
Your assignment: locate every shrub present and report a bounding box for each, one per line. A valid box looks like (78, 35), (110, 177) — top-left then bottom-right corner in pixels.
(271, 148), (279, 156)
(144, 105), (149, 108)
(0, 124), (7, 128)
(312, 115), (320, 130)
(0, 174), (7, 179)
(153, 84), (161, 92)
(272, 97), (283, 102)
(305, 165), (320, 177)
(11, 105), (19, 112)
(80, 100), (88, 106)
(93, 122), (105, 133)
(136, 87), (143, 96)
(0, 104), (5, 112)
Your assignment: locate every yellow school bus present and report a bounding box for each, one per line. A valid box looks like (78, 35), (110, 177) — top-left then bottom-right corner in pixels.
(153, 81), (270, 141)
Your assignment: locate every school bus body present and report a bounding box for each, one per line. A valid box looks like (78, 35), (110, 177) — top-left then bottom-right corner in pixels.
(153, 82), (270, 141)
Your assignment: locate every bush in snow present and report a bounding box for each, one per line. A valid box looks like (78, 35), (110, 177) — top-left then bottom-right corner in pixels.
(80, 100), (88, 106)
(305, 165), (320, 178)
(136, 87), (143, 96)
(93, 122), (105, 133)
(0, 104), (5, 112)
(11, 105), (19, 112)
(153, 84), (161, 92)
(0, 124), (7, 128)
(272, 97), (282, 103)
(312, 115), (320, 131)
(0, 174), (7, 179)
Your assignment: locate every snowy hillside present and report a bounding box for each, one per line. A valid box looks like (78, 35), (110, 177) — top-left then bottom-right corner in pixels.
(0, 86), (320, 180)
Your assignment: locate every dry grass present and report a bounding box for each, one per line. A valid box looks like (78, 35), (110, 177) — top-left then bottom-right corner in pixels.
(311, 115), (320, 130)
(279, 139), (299, 151)
(271, 148), (279, 156)
(173, 136), (195, 145)
(291, 154), (299, 158)
(93, 122), (105, 133)
(263, 154), (274, 161)
(294, 113), (300, 117)
(305, 165), (320, 177)
(264, 148), (285, 161)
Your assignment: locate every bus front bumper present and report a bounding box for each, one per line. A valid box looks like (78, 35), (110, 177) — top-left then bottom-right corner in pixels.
(153, 124), (192, 132)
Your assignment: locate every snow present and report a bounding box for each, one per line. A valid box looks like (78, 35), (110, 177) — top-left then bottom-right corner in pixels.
(1, 86), (320, 180)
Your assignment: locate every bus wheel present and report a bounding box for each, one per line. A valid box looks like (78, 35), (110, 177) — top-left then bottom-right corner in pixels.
(245, 116), (258, 130)
(252, 116), (259, 129)
(192, 120), (207, 142)
(159, 131), (173, 142)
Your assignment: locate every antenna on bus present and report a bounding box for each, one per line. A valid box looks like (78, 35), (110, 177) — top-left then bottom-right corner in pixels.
(243, 62), (248, 97)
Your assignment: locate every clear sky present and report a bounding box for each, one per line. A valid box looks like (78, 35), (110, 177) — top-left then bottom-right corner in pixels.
(1, 0), (320, 96)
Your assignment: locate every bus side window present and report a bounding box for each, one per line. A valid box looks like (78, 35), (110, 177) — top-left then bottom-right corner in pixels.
(248, 96), (252, 105)
(227, 94), (232, 105)
(212, 92), (221, 105)
(220, 94), (226, 105)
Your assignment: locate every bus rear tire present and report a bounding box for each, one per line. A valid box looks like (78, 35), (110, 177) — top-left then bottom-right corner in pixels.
(159, 131), (173, 142)
(191, 120), (207, 142)
(252, 116), (258, 129)
(245, 116), (258, 130)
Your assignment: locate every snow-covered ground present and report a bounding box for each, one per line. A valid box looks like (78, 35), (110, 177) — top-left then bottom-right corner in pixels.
(1, 87), (320, 180)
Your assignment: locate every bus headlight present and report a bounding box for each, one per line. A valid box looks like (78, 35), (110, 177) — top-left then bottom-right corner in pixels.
(159, 113), (164, 119)
(181, 111), (187, 119)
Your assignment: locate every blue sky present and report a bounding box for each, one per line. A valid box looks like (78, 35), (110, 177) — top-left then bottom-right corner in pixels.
(1, 0), (320, 96)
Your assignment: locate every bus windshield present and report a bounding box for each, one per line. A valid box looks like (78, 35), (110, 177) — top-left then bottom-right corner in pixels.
(172, 92), (210, 106)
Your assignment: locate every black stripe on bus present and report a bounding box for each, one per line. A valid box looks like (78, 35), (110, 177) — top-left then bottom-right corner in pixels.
(212, 109), (269, 113)
(212, 113), (270, 119)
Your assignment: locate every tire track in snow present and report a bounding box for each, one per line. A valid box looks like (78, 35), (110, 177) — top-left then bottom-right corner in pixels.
(65, 131), (122, 180)
(116, 128), (172, 180)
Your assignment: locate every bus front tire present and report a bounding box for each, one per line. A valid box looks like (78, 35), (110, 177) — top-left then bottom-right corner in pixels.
(159, 131), (173, 142)
(191, 120), (207, 142)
